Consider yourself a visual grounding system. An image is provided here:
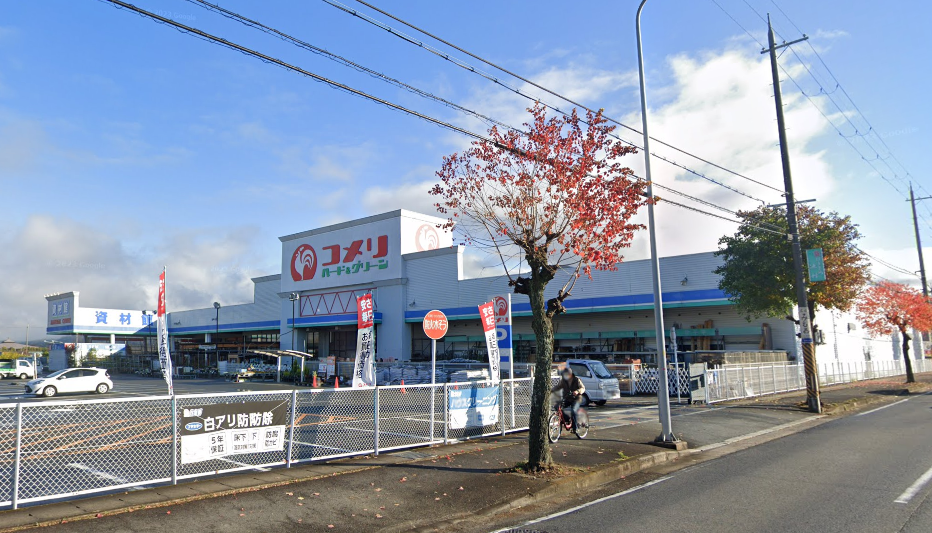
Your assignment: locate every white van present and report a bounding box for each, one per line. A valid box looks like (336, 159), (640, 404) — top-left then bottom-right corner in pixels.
(565, 359), (621, 406)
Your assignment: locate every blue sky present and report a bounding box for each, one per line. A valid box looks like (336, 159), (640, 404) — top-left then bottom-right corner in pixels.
(1, 0), (930, 338)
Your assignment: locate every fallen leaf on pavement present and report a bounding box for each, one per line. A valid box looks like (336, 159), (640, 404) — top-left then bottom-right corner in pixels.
(374, 488), (382, 492)
(458, 487), (464, 491)
(400, 477), (407, 482)
(285, 492), (294, 496)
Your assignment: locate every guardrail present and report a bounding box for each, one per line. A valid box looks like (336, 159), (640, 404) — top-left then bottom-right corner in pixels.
(1, 378), (532, 510)
(705, 359), (932, 404)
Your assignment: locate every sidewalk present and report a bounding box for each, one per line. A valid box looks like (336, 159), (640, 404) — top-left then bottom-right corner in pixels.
(3, 374), (929, 533)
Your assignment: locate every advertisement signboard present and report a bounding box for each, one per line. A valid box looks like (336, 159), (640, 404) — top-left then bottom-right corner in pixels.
(352, 293), (376, 387)
(280, 212), (452, 293)
(806, 248), (827, 283)
(491, 295), (512, 365)
(448, 386), (500, 429)
(157, 269), (174, 395)
(179, 400), (288, 464)
(478, 301), (501, 384)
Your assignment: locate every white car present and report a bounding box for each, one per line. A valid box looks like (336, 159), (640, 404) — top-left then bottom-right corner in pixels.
(565, 359), (622, 406)
(25, 368), (113, 397)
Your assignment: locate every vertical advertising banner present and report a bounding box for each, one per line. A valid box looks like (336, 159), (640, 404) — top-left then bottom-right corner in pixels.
(478, 301), (501, 384)
(491, 295), (513, 365)
(157, 269), (174, 395)
(352, 293), (376, 387)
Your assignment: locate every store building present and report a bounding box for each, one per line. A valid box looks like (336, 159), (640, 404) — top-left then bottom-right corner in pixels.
(46, 209), (919, 370)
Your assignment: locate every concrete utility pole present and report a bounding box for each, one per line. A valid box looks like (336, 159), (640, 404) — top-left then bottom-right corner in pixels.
(636, 0), (678, 445)
(908, 184), (930, 297)
(762, 14), (821, 413)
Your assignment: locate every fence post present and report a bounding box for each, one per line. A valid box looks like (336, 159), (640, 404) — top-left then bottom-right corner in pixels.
(171, 395), (178, 485)
(703, 366), (710, 404)
(758, 364), (765, 395)
(771, 363), (777, 395)
(286, 389), (298, 467)
(373, 387), (380, 456)
(500, 382), (506, 437)
(11, 403), (22, 510)
(443, 383), (449, 445)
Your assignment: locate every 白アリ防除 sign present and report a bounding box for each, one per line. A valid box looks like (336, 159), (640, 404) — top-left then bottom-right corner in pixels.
(180, 400), (288, 464)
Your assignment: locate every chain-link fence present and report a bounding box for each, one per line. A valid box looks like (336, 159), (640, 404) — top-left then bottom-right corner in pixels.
(2, 378), (534, 510)
(706, 359), (932, 404)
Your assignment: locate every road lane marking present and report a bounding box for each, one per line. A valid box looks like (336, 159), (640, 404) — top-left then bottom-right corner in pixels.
(895, 463), (932, 504)
(67, 463), (142, 490)
(491, 475), (673, 532)
(693, 416), (822, 453)
(855, 398), (910, 416)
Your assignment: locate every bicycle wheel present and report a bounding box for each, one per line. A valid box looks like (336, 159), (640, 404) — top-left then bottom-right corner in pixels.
(575, 409), (589, 439)
(548, 411), (561, 443)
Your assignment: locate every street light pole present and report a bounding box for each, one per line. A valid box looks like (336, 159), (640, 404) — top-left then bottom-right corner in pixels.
(762, 14), (821, 413)
(213, 302), (220, 370)
(289, 293), (299, 352)
(636, 0), (677, 445)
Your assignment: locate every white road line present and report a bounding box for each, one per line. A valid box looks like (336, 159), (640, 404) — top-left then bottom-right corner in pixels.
(344, 426), (433, 441)
(693, 416), (822, 453)
(895, 463), (932, 504)
(215, 458), (270, 472)
(67, 463), (142, 490)
(288, 441), (352, 453)
(855, 398), (910, 417)
(491, 475), (673, 532)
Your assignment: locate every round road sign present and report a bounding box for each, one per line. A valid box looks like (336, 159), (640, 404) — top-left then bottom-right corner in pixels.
(422, 310), (448, 340)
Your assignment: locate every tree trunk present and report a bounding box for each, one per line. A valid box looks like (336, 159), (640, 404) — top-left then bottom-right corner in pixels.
(901, 327), (915, 384)
(526, 273), (555, 471)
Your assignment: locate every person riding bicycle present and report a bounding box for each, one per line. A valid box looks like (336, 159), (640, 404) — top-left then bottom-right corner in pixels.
(551, 366), (585, 432)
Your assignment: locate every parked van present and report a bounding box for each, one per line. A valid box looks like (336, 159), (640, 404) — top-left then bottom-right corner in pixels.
(564, 359), (621, 406)
(0, 359), (37, 380)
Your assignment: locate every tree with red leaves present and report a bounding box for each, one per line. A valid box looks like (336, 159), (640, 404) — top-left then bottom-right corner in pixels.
(431, 103), (648, 470)
(856, 281), (932, 383)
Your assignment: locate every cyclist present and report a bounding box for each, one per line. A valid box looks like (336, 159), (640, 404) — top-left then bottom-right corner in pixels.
(552, 366), (586, 432)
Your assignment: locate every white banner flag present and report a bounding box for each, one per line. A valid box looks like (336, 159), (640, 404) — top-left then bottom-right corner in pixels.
(157, 268), (174, 395)
(352, 293), (376, 387)
(478, 301), (501, 384)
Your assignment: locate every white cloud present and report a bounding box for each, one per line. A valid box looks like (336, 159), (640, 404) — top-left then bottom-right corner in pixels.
(361, 47), (841, 269)
(0, 216), (275, 342)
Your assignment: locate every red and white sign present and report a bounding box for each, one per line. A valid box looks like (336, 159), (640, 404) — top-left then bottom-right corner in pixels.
(478, 301), (501, 384)
(157, 269), (174, 395)
(422, 310), (448, 340)
(352, 293), (376, 387)
(282, 213), (453, 292)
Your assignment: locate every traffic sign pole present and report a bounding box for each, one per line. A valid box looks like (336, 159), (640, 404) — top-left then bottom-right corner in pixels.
(431, 337), (436, 441)
(422, 310), (448, 443)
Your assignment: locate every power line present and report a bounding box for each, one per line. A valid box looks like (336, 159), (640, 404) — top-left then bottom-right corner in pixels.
(101, 0), (766, 238)
(98, 0), (503, 146)
(321, 0), (781, 203)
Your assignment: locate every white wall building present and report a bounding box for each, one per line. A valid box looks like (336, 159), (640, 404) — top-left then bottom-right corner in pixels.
(47, 210), (921, 369)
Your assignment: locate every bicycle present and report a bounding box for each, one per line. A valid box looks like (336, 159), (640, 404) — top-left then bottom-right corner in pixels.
(548, 397), (589, 442)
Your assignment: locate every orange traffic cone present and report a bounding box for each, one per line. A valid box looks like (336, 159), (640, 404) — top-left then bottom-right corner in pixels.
(312, 373), (318, 388)
(334, 376), (339, 389)
(400, 379), (406, 394)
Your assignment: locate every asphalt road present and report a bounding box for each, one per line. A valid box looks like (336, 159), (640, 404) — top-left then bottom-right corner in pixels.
(515, 392), (932, 533)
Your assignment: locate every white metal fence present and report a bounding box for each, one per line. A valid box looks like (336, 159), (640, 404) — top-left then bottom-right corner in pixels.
(2, 378), (532, 510)
(706, 359), (932, 404)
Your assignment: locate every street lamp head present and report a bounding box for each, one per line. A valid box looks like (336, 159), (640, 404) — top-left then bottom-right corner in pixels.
(213, 302), (221, 309)
(289, 293), (299, 301)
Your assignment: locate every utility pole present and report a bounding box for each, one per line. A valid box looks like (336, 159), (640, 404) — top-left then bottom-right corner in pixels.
(636, 0), (679, 446)
(762, 14), (821, 413)
(909, 184), (930, 297)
